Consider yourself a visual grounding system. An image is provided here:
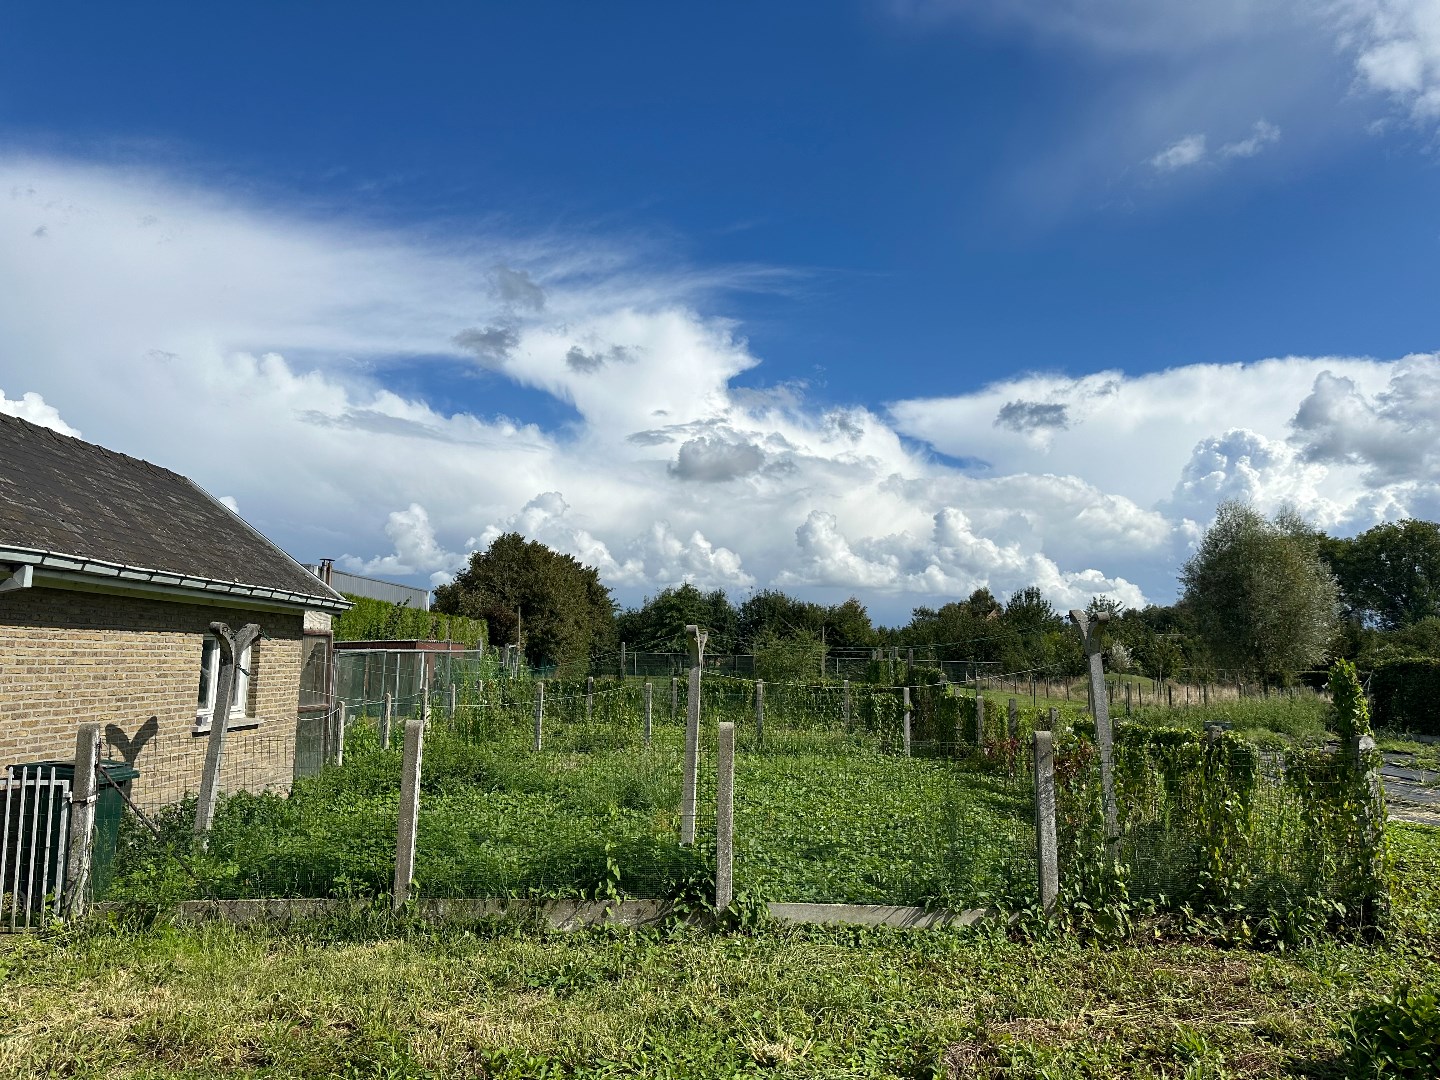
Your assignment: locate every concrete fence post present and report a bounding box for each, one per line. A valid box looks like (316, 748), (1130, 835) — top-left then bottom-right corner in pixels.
(393, 717), (426, 910)
(1046, 706), (1058, 731)
(194, 621), (262, 843)
(533, 681), (544, 752)
(842, 680), (852, 728)
(1351, 734), (1390, 918)
(620, 641), (627, 679)
(643, 681), (653, 747)
(715, 721), (735, 911)
(671, 676), (679, 723)
(334, 702), (347, 767)
(975, 691), (986, 749)
(62, 723), (101, 919)
(1007, 697), (1019, 742)
(380, 692), (393, 750)
(680, 624), (708, 846)
(755, 680), (765, 749)
(1033, 730), (1060, 914)
(449, 683), (457, 720)
(1069, 609), (1119, 860)
(902, 686), (912, 757)
(586, 676), (594, 723)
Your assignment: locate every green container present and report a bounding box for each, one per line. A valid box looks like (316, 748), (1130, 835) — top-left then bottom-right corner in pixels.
(5, 759), (140, 902)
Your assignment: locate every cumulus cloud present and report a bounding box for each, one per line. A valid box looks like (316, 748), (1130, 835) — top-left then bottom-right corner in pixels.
(1339, 0), (1440, 122)
(0, 388), (80, 437)
(995, 400), (1069, 434)
(669, 434), (767, 482)
(1291, 357), (1440, 484)
(3, 155), (1435, 621)
(342, 504), (463, 578)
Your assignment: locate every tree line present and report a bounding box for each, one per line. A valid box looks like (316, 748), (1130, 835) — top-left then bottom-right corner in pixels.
(431, 506), (1440, 684)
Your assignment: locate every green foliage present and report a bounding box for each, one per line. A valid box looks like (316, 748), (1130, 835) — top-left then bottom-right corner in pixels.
(434, 532), (616, 670)
(614, 584), (738, 654)
(333, 594), (488, 647)
(1371, 658), (1440, 736)
(1345, 984), (1440, 1078)
(753, 628), (826, 683)
(1329, 658), (1371, 741)
(1179, 501), (1340, 682)
(1329, 518), (1440, 630)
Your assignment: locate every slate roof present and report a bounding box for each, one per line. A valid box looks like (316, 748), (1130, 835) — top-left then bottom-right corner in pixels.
(0, 412), (346, 608)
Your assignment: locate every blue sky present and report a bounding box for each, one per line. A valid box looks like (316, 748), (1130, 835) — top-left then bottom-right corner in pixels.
(2, 2), (1439, 621)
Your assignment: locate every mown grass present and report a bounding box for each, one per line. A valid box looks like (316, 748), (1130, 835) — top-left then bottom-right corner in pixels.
(2, 820), (1437, 1079)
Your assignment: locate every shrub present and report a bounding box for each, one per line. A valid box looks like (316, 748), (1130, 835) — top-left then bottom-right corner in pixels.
(1370, 659), (1440, 736)
(1344, 984), (1440, 1078)
(1329, 659), (1371, 742)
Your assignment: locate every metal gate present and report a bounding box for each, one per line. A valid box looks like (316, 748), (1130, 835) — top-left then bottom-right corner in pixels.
(1, 764), (71, 930)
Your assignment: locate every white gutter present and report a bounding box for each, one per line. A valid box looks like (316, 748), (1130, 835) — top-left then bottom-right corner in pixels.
(0, 564), (33, 594)
(0, 547), (351, 612)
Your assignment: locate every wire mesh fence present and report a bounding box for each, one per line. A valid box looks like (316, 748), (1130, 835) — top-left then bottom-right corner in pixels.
(85, 662), (1385, 932)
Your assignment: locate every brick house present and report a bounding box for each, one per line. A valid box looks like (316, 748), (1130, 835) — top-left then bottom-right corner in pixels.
(0, 413), (349, 807)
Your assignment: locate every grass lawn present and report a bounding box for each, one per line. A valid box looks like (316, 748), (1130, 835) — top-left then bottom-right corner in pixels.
(3, 822), (1437, 1079)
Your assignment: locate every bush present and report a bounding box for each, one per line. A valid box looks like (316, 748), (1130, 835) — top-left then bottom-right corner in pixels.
(1370, 659), (1440, 736)
(1345, 984), (1440, 1078)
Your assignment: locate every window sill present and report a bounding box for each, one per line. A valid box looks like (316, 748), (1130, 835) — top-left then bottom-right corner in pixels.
(192, 714), (263, 737)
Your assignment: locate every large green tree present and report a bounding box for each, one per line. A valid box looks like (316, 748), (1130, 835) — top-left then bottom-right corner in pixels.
(1178, 502), (1339, 682)
(433, 533), (616, 668)
(614, 584), (738, 654)
(1327, 519), (1440, 630)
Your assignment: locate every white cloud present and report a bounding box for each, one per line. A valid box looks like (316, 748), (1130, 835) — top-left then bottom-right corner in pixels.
(342, 503), (462, 578)
(2, 155), (1435, 621)
(1151, 133), (1209, 170)
(0, 389), (80, 436)
(1220, 118), (1282, 156)
(218, 495), (240, 514)
(1338, 0), (1440, 122)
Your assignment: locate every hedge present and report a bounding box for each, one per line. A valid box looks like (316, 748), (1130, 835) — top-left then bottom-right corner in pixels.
(1370, 658), (1440, 736)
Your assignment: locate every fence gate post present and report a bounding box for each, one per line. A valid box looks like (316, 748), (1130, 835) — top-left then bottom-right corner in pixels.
(393, 717), (426, 910)
(1007, 697), (1018, 742)
(381, 692), (393, 750)
(1033, 730), (1059, 914)
(755, 680), (765, 749)
(533, 681), (544, 752)
(902, 686), (912, 757)
(1069, 610), (1119, 860)
(194, 621), (263, 843)
(680, 624), (708, 846)
(61, 723), (101, 920)
(643, 681), (653, 747)
(715, 721), (735, 910)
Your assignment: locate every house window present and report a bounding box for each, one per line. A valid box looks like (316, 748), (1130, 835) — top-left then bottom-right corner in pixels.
(194, 633), (254, 733)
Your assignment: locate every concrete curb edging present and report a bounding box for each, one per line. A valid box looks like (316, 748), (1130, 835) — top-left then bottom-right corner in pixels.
(98, 897), (995, 931)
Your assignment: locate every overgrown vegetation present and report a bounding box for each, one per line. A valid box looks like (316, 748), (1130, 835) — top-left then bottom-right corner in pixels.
(333, 594), (488, 647)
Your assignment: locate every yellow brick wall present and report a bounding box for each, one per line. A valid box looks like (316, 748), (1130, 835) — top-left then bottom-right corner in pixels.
(0, 586), (305, 808)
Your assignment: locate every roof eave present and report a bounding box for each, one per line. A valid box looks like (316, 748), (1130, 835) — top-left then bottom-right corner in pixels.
(0, 547), (353, 613)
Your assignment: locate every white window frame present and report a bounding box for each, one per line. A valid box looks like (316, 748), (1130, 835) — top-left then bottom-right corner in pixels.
(194, 633), (256, 734)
